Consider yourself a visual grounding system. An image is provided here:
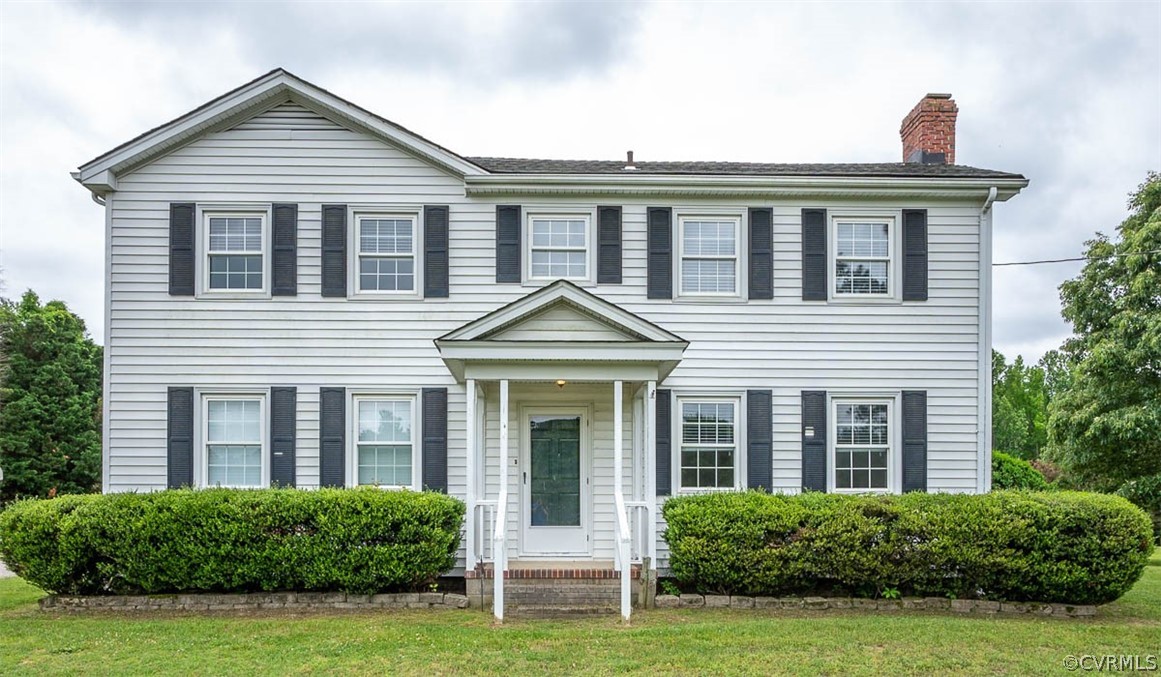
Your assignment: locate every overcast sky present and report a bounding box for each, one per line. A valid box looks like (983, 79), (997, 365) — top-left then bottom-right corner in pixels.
(1, 0), (1158, 362)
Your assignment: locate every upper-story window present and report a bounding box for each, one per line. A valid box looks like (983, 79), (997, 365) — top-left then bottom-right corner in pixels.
(680, 216), (740, 296)
(358, 215), (416, 293)
(206, 214), (265, 291)
(529, 216), (589, 280)
(833, 219), (892, 296)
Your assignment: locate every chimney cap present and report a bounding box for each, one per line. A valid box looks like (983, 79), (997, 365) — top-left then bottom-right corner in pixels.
(925, 92), (953, 99)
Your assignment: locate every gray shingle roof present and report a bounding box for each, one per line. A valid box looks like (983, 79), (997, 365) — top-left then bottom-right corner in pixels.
(467, 157), (1025, 180)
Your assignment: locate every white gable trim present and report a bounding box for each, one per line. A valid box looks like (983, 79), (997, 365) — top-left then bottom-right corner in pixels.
(75, 69), (486, 194)
(438, 280), (686, 343)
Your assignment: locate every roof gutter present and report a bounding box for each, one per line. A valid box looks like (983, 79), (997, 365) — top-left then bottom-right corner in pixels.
(977, 185), (999, 493)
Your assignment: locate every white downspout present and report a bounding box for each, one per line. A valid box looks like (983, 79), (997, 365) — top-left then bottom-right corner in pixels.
(977, 187), (998, 493)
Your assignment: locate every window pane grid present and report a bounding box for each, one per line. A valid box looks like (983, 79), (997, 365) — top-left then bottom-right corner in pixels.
(679, 401), (736, 489)
(835, 402), (890, 491)
(681, 219), (737, 294)
(207, 215), (264, 290)
(530, 218), (587, 278)
(205, 398), (262, 488)
(359, 218), (414, 255)
(835, 221), (890, 295)
(356, 399), (414, 487)
(208, 217), (263, 253)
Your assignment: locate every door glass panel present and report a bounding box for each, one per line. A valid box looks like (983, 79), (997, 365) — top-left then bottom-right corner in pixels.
(529, 415), (581, 527)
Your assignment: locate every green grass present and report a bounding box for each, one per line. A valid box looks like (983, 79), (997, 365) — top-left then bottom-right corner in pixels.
(1, 552), (1158, 676)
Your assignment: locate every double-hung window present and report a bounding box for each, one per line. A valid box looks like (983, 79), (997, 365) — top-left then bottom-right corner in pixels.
(833, 400), (891, 492)
(206, 214), (265, 290)
(680, 217), (739, 295)
(834, 219), (892, 296)
(204, 396), (264, 488)
(354, 396), (416, 488)
(678, 399), (739, 490)
(358, 215), (416, 292)
(529, 216), (589, 280)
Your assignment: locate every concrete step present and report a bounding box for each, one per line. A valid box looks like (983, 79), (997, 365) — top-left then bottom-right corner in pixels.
(508, 604), (619, 618)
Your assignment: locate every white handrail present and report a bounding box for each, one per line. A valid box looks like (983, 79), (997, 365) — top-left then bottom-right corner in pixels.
(492, 489), (507, 621)
(613, 492), (632, 621)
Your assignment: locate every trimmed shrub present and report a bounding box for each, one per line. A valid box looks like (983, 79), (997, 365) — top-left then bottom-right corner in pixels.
(992, 451), (1050, 490)
(0, 488), (464, 595)
(1118, 474), (1161, 544)
(663, 490), (1153, 604)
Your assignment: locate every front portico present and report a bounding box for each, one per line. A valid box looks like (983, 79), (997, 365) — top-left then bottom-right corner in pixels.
(436, 281), (687, 620)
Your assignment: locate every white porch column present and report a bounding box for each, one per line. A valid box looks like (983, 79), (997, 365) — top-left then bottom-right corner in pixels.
(614, 381), (624, 491)
(465, 379), (476, 570)
(645, 380), (658, 563)
(495, 378), (509, 622)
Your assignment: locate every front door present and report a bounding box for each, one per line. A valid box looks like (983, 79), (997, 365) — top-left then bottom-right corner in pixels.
(521, 408), (590, 556)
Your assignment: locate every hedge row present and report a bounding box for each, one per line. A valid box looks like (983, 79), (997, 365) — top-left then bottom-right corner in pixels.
(0, 488), (464, 595)
(663, 490), (1153, 604)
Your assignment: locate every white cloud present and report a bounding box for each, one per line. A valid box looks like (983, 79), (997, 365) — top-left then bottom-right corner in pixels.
(1, 0), (1157, 361)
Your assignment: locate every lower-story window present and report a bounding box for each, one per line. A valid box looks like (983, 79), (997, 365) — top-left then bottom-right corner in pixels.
(678, 398), (739, 490)
(354, 396), (417, 488)
(833, 400), (891, 492)
(204, 395), (265, 488)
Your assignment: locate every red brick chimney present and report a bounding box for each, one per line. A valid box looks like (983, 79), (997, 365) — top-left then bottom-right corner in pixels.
(900, 93), (958, 165)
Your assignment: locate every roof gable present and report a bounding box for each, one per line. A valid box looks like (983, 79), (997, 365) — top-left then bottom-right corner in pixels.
(439, 280), (685, 344)
(75, 68), (486, 194)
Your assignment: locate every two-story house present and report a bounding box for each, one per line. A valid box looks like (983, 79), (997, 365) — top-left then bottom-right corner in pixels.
(74, 69), (1026, 618)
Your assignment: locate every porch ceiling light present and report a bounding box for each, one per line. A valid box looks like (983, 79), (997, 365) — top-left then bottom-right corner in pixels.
(556, 380), (567, 389)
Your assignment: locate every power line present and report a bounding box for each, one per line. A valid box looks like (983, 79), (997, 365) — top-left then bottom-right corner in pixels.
(993, 248), (1161, 267)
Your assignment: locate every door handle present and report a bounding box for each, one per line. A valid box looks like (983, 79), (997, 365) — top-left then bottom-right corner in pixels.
(523, 471), (527, 485)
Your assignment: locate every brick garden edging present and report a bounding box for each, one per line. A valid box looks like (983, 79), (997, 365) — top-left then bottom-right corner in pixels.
(39, 591), (470, 612)
(654, 594), (1099, 618)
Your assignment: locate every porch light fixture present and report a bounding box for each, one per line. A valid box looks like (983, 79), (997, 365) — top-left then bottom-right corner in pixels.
(556, 380), (567, 389)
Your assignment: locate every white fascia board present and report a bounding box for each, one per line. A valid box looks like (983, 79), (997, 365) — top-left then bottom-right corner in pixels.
(76, 71), (486, 190)
(464, 174), (1029, 201)
(462, 362), (664, 383)
(435, 340), (688, 363)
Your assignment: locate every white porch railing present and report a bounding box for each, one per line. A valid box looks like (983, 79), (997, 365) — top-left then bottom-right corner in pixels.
(471, 500), (496, 563)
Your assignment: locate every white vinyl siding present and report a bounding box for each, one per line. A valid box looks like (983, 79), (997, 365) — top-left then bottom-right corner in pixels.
(205, 214), (265, 291)
(357, 215), (416, 293)
(102, 100), (991, 572)
(353, 396), (417, 488)
(679, 216), (739, 296)
(528, 215), (589, 280)
(203, 394), (265, 488)
(677, 398), (739, 490)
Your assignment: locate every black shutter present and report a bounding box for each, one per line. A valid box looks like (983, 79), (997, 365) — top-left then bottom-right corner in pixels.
(597, 206), (623, 284)
(169, 203), (196, 296)
(495, 205), (521, 283)
(748, 208), (774, 300)
(321, 205), (347, 297)
(424, 205), (450, 298)
(902, 209), (929, 301)
(801, 208), (827, 301)
(271, 203), (298, 296)
(801, 391), (827, 492)
(655, 389), (672, 495)
(902, 390), (928, 492)
(647, 207), (673, 299)
(747, 390), (773, 491)
(422, 388), (449, 493)
(319, 387), (346, 487)
(167, 387), (194, 488)
(270, 387), (297, 487)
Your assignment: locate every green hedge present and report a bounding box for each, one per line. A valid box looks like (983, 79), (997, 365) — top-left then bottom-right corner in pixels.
(662, 490), (1153, 604)
(0, 488), (464, 595)
(992, 451), (1050, 490)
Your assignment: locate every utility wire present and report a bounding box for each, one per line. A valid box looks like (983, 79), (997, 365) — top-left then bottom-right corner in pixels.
(993, 248), (1161, 267)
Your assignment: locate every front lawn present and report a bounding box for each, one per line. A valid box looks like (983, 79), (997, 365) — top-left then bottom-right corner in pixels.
(1, 551), (1158, 675)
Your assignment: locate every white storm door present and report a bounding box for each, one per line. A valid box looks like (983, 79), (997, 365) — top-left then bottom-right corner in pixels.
(521, 409), (590, 556)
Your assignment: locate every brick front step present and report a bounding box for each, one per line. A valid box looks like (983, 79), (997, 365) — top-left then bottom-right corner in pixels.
(509, 604), (619, 618)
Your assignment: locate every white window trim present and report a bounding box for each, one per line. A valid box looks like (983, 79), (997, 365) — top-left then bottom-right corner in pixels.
(196, 391), (269, 489)
(675, 211), (744, 300)
(827, 209), (903, 303)
(826, 392), (903, 494)
(349, 208), (423, 298)
(673, 392), (746, 493)
(347, 391), (421, 490)
(523, 210), (596, 285)
(197, 206), (272, 298)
